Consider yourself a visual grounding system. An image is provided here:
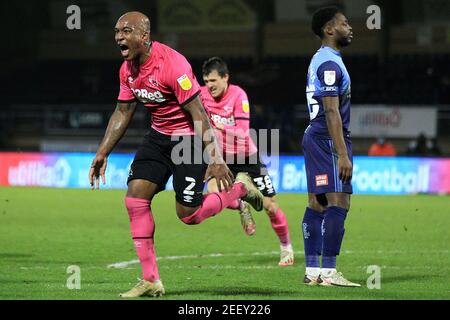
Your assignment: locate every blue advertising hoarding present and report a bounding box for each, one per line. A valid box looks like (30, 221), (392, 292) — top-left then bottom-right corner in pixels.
(1, 152), (449, 195)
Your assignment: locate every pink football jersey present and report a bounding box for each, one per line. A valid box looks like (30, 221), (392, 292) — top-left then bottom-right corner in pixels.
(118, 41), (200, 136)
(200, 84), (258, 156)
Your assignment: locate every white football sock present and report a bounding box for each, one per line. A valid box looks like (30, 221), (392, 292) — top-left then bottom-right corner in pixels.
(306, 267), (321, 278)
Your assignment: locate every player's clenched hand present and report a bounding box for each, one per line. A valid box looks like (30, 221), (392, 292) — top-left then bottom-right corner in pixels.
(204, 162), (234, 192)
(89, 154), (108, 189)
(338, 154), (352, 184)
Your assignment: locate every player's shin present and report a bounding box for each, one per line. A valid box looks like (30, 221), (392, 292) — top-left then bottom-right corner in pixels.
(125, 197), (160, 282)
(321, 206), (347, 274)
(269, 208), (291, 246)
(302, 207), (324, 278)
(181, 182), (247, 225)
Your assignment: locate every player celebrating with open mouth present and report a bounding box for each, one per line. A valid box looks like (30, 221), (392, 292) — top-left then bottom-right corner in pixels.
(89, 11), (263, 298)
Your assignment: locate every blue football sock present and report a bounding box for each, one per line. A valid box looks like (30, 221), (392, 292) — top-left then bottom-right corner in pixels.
(322, 256), (337, 269)
(322, 206), (347, 268)
(302, 207), (324, 268)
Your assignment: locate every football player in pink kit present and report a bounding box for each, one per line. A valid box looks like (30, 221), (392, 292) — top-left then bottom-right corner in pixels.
(88, 12), (264, 298)
(201, 57), (294, 266)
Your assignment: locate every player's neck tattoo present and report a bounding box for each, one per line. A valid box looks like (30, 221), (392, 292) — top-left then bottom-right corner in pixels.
(136, 41), (152, 66)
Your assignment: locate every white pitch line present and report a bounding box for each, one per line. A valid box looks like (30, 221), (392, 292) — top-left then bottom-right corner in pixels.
(107, 249), (449, 269)
(107, 251), (286, 269)
(159, 265), (283, 270)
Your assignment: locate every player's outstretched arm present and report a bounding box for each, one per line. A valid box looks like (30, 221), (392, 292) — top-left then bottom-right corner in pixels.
(183, 96), (234, 191)
(89, 101), (137, 189)
(323, 96), (352, 184)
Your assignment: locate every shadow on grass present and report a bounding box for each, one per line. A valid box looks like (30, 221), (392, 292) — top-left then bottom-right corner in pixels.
(378, 274), (432, 284)
(237, 256), (281, 265)
(0, 253), (33, 259)
(168, 286), (294, 297)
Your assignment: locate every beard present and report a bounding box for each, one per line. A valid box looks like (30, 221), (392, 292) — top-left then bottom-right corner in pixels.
(337, 35), (352, 47)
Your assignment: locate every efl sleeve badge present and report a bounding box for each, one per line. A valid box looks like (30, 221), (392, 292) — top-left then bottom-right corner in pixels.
(177, 74), (193, 91)
(242, 100), (250, 113)
(324, 70), (336, 86)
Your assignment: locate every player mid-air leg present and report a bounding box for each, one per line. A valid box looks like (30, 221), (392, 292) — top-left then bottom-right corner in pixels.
(207, 176), (257, 236)
(120, 173), (264, 298)
(177, 172), (264, 225)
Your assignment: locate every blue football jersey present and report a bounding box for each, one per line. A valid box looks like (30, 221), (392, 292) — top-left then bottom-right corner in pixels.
(305, 46), (351, 137)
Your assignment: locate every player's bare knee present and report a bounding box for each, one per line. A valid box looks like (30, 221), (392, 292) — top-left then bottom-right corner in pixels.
(264, 197), (278, 216)
(126, 190), (147, 199)
(326, 194), (350, 211)
(126, 179), (157, 200)
(338, 194), (351, 210)
(176, 203), (198, 221)
(207, 180), (219, 193)
(308, 198), (324, 213)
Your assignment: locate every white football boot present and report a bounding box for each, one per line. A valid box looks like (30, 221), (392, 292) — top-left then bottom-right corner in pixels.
(235, 172), (264, 212)
(119, 279), (165, 298)
(319, 270), (361, 287)
(278, 244), (294, 266)
(239, 201), (256, 236)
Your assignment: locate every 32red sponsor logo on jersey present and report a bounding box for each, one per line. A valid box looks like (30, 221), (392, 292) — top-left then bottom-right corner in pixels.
(211, 113), (235, 126)
(131, 88), (166, 103)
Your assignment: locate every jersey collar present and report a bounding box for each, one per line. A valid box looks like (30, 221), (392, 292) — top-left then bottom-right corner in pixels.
(321, 45), (341, 57)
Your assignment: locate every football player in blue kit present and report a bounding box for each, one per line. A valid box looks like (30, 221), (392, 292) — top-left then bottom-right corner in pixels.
(301, 7), (360, 287)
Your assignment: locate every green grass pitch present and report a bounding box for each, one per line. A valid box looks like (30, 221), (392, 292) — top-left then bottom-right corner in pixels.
(0, 186), (449, 300)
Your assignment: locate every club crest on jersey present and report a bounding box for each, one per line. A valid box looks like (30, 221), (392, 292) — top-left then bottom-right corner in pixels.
(128, 76), (135, 84)
(324, 70), (336, 85)
(177, 74), (192, 91)
(223, 105), (232, 113)
(315, 174), (328, 187)
(148, 77), (159, 87)
(242, 100), (250, 113)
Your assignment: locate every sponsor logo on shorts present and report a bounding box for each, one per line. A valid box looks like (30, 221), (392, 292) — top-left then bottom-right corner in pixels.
(315, 174), (328, 186)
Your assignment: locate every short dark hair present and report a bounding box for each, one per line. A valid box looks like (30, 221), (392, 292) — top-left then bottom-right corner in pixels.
(202, 57), (229, 77)
(312, 6), (341, 39)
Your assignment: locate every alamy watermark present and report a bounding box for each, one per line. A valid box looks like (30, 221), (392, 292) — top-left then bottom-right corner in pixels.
(66, 4), (382, 31)
(66, 5), (81, 30)
(366, 265), (381, 289)
(366, 5), (381, 30)
(169, 122), (280, 172)
(66, 265), (81, 290)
